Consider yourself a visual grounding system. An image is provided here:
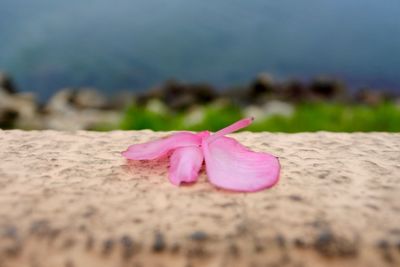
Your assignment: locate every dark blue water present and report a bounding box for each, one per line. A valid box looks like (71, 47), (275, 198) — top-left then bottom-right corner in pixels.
(0, 0), (399, 100)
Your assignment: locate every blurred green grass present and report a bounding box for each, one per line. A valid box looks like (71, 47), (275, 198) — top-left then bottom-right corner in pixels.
(117, 102), (400, 132)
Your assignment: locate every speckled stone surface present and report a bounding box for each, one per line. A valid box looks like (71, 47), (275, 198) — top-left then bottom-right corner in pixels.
(0, 130), (400, 267)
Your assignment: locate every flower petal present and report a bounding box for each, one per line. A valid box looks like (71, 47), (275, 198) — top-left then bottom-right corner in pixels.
(168, 146), (204, 186)
(202, 136), (280, 192)
(122, 132), (201, 160)
(207, 117), (254, 143)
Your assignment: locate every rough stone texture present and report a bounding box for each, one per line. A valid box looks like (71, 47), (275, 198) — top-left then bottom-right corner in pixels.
(0, 130), (400, 267)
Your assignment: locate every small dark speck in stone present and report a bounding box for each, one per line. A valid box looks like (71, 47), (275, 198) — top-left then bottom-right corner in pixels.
(294, 238), (306, 248)
(381, 185), (393, 191)
(228, 243), (239, 257)
(65, 259), (74, 267)
(377, 240), (389, 250)
(121, 235), (133, 247)
(288, 195), (303, 202)
(314, 230), (358, 258)
(133, 218), (143, 224)
(264, 204), (276, 210)
(314, 230), (335, 255)
(276, 234), (286, 248)
(62, 238), (75, 249)
(338, 239), (358, 257)
(254, 243), (265, 253)
(48, 228), (62, 240)
(120, 235), (134, 259)
(86, 235), (94, 251)
(366, 204), (379, 211)
(153, 232), (166, 252)
(333, 179), (343, 184)
(388, 228), (400, 235)
(2, 225), (18, 239)
(190, 231), (208, 241)
(102, 239), (114, 255)
(318, 173), (327, 179)
(187, 246), (207, 258)
(309, 220), (328, 229)
(82, 206), (97, 218)
(4, 243), (21, 257)
(382, 251), (394, 263)
(30, 220), (49, 235)
(171, 243), (180, 253)
(396, 241), (400, 251)
(279, 253), (291, 264)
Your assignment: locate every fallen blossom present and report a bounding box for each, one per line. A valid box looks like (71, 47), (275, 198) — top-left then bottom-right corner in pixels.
(122, 118), (280, 192)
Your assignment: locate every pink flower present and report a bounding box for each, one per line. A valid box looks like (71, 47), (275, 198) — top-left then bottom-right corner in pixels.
(122, 118), (280, 192)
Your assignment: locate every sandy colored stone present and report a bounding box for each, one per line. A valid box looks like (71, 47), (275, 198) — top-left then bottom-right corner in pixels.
(0, 130), (399, 267)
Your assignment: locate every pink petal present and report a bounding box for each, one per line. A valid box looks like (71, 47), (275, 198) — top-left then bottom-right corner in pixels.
(207, 117), (254, 143)
(122, 132), (201, 160)
(202, 136), (280, 192)
(168, 146), (204, 186)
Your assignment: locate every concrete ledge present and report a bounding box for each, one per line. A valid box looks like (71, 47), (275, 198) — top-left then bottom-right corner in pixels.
(0, 130), (399, 267)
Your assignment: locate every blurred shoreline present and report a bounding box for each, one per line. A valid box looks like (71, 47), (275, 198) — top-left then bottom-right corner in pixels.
(1, 71), (399, 131)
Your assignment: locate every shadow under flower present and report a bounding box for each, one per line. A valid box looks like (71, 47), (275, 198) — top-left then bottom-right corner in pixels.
(121, 158), (249, 194)
(121, 157), (203, 188)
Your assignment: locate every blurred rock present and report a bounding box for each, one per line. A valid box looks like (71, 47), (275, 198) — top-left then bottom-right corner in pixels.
(0, 108), (18, 129)
(183, 106), (205, 127)
(139, 80), (217, 111)
(45, 88), (110, 112)
(354, 89), (386, 106)
(111, 91), (136, 109)
(220, 86), (248, 106)
(72, 88), (108, 109)
(44, 89), (75, 114)
(0, 72), (17, 94)
(42, 88), (121, 130)
(42, 109), (121, 131)
(309, 77), (345, 100)
(192, 83), (217, 103)
(145, 98), (168, 114)
(264, 100), (294, 117)
(247, 73), (276, 104)
(395, 97), (400, 108)
(244, 100), (294, 120)
(282, 80), (310, 102)
(243, 106), (265, 120)
(0, 89), (41, 129)
(1, 71), (398, 131)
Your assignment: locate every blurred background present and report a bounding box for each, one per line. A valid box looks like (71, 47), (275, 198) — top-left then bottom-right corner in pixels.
(1, 0), (399, 131)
